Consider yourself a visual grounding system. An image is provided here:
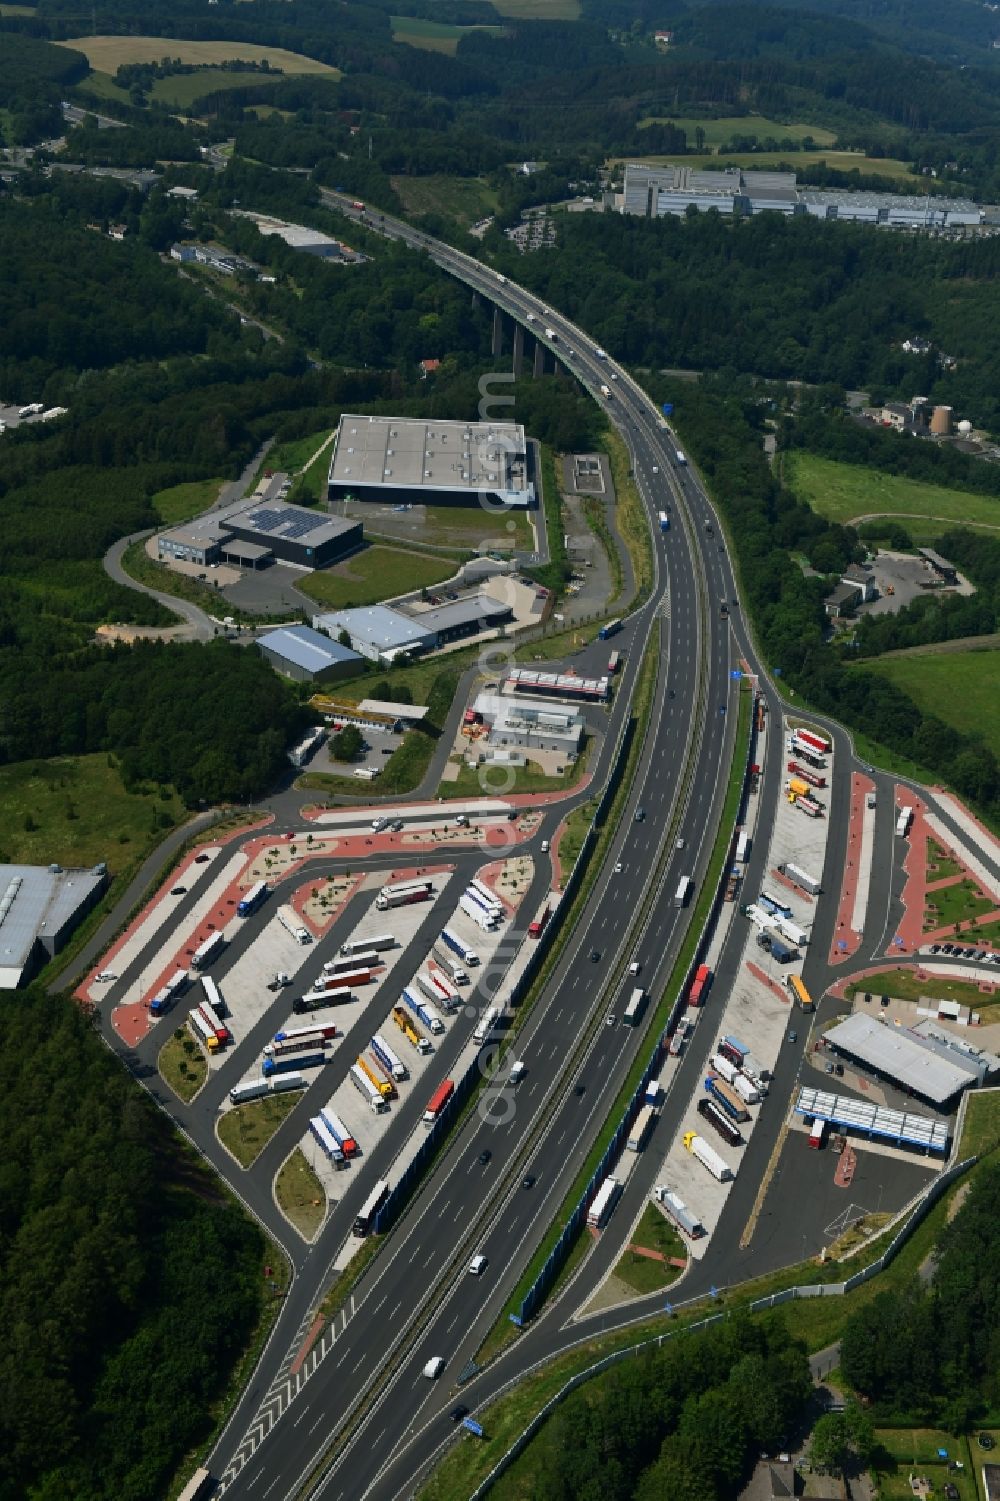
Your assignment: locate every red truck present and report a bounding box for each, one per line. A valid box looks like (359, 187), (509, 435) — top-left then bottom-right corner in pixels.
(688, 963), (712, 1007)
(787, 760), (826, 788)
(423, 1078), (454, 1125)
(528, 905), (552, 939)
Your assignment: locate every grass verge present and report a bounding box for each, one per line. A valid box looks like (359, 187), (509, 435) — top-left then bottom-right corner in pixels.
(121, 540), (238, 622)
(481, 681), (751, 1352)
(275, 1147), (327, 1241)
(847, 967), (999, 1012)
(217, 1092), (304, 1168)
(296, 545), (457, 611)
(159, 1026), (208, 1103)
(438, 740), (592, 800)
(556, 798), (598, 886)
(612, 1204), (686, 1294)
(152, 477), (223, 525)
(604, 427), (653, 598)
(529, 444), (570, 596)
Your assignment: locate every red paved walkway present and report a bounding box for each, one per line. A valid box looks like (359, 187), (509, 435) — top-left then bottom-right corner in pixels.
(827, 771), (874, 967)
(746, 962), (790, 1003)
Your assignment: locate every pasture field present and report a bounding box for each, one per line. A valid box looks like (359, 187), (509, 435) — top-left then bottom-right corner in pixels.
(390, 15), (503, 52)
(859, 648), (1000, 761)
(489, 0), (579, 15)
(638, 114), (837, 148)
(59, 35), (339, 75)
(786, 451), (1000, 531)
(390, 172), (499, 226)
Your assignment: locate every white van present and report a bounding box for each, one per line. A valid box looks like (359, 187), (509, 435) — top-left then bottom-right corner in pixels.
(467, 1254), (488, 1276)
(510, 1060), (526, 1085)
(423, 1356), (446, 1379)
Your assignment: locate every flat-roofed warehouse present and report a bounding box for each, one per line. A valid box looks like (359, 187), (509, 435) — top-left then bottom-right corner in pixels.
(824, 1012), (992, 1108)
(257, 625), (364, 684)
(328, 415), (536, 509)
(0, 863), (108, 989)
(158, 498), (362, 571)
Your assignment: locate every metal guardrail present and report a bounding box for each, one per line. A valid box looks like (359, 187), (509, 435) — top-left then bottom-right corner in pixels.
(470, 1150), (976, 1500)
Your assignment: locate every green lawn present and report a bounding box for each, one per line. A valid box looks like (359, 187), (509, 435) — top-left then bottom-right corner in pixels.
(616, 148), (917, 181)
(0, 754), (184, 869)
(556, 797), (598, 885)
(439, 742), (590, 799)
(847, 968), (997, 1011)
(873, 1431), (978, 1501)
(390, 173), (500, 227)
(258, 428), (333, 484)
(926, 837), (964, 881)
(924, 876), (995, 930)
(859, 648), (1000, 763)
(152, 477), (223, 526)
(297, 544), (457, 610)
(786, 451), (1000, 531)
(217, 1092), (304, 1168)
(159, 1027), (207, 1103)
(613, 1203), (686, 1294)
(390, 15), (502, 51)
(638, 114), (837, 149)
(275, 1147), (327, 1240)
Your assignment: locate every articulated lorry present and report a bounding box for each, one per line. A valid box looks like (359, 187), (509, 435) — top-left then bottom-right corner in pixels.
(371, 1033), (407, 1082)
(229, 1072), (305, 1105)
(423, 1078), (454, 1125)
(683, 1130), (735, 1181)
(277, 905), (311, 944)
(359, 1052), (396, 1099)
(320, 1107), (358, 1157)
(440, 928), (478, 965)
(783, 862), (822, 896)
(293, 985), (352, 1014)
(704, 1075), (750, 1123)
(697, 1098), (744, 1146)
(787, 761), (826, 789)
(349, 1062), (389, 1113)
(401, 985), (444, 1035)
(376, 879), (433, 912)
(688, 963), (712, 1007)
(392, 1005), (432, 1053)
(262, 1050), (326, 1078)
(654, 1186), (704, 1239)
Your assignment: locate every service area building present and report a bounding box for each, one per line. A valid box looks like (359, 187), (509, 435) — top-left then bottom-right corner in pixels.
(257, 625), (364, 684)
(0, 864), (108, 989)
(328, 414), (535, 509)
(314, 606), (436, 664)
(158, 498), (362, 572)
(471, 692), (584, 758)
(824, 1012), (992, 1108)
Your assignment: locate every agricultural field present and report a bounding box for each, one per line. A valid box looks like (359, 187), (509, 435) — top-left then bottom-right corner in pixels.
(59, 35), (340, 75)
(390, 172), (499, 227)
(296, 544), (457, 610)
(149, 69), (288, 108)
(638, 114), (837, 148)
(389, 15), (503, 53)
(786, 451), (1000, 532)
(488, 0), (579, 15)
(616, 148), (917, 182)
(859, 647), (1000, 761)
(0, 755), (184, 870)
(152, 477), (223, 526)
(0, 3), (37, 13)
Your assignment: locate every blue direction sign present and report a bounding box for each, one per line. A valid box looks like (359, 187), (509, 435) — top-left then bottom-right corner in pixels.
(662, 402), (674, 416)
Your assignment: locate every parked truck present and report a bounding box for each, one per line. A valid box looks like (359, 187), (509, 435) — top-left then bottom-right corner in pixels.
(423, 1078), (454, 1126)
(401, 986), (445, 1035)
(277, 905), (311, 944)
(724, 867), (740, 902)
(775, 914), (808, 949)
(787, 776), (811, 799)
(795, 727), (831, 756)
(309, 1117), (346, 1169)
(189, 1006), (219, 1052)
(460, 893), (498, 932)
(793, 795), (823, 819)
(392, 1005), (432, 1054)
(627, 1104), (657, 1152)
(440, 927), (479, 965)
(149, 969), (190, 1016)
(697, 1098), (743, 1146)
(376, 879), (433, 912)
(349, 1062), (389, 1113)
(783, 862), (822, 896)
(757, 930), (796, 962)
(237, 880), (269, 918)
(683, 1130), (735, 1181)
(265, 1034), (333, 1059)
(687, 963), (712, 1007)
(324, 951), (379, 975)
(711, 1052), (740, 1086)
(293, 986), (352, 1014)
(705, 1075), (750, 1123)
(654, 1186), (705, 1239)
(732, 1073), (761, 1106)
(361, 1051), (397, 1098)
(341, 933), (395, 956)
(787, 761), (826, 789)
(528, 905), (552, 939)
(191, 930), (226, 970)
(371, 1033), (408, 1082)
(896, 805), (913, 837)
(320, 1107), (358, 1157)
(262, 1051), (326, 1078)
(741, 1049), (770, 1083)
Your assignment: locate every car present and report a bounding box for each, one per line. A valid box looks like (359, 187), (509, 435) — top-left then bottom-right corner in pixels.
(944, 1486), (959, 1501)
(590, 948), (601, 963)
(606, 1011), (616, 1027)
(719, 704), (727, 714)
(635, 807), (645, 822)
(478, 1149), (492, 1166)
(975, 949), (987, 961)
(966, 947), (978, 958)
(652, 464), (659, 473)
(95, 970), (117, 983)
(468, 1254), (488, 1276)
(880, 995), (890, 1007)
(381, 747), (393, 755)
(450, 1405), (470, 1424)
(929, 943), (940, 953)
(835, 1063), (844, 1076)
(455, 813), (470, 827)
(668, 689), (675, 698)
(423, 1357), (446, 1380)
(863, 991), (872, 1002)
(941, 943), (953, 954)
(825, 1063), (834, 1074)
(629, 960), (641, 975)
(788, 1030), (798, 1044)
(445, 591), (458, 601)
(391, 819), (404, 832)
(541, 838), (550, 853)
(522, 1174), (536, 1190)
(171, 885), (187, 896)
(614, 861), (623, 873)
(978, 1434), (995, 1450)
(194, 853), (210, 863)
(573, 1083), (586, 1097)
(675, 837), (685, 850)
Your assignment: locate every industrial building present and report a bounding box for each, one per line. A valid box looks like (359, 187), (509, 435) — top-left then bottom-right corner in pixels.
(313, 593), (513, 665)
(918, 547), (959, 584)
(622, 163), (984, 230)
(505, 666), (610, 703)
(0, 863), (108, 989)
(823, 1012), (992, 1107)
(257, 626), (363, 685)
(157, 498), (363, 572)
(469, 692), (585, 757)
(327, 414), (535, 509)
(795, 1086), (949, 1153)
(308, 695), (428, 733)
(230, 210), (360, 260)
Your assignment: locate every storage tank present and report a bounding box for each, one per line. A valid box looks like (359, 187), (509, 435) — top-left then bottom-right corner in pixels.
(930, 405), (953, 435)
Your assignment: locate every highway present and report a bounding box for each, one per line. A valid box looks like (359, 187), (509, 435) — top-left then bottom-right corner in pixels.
(202, 200), (779, 1501)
